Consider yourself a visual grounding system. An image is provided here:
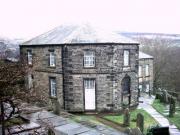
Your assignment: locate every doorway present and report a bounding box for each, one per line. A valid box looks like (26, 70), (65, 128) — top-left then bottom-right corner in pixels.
(121, 75), (131, 105)
(84, 79), (96, 110)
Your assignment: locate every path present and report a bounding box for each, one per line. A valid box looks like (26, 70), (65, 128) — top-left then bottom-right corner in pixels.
(138, 95), (180, 135)
(20, 111), (126, 135)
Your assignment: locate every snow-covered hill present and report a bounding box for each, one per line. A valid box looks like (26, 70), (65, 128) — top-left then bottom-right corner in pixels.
(119, 32), (180, 46)
(0, 37), (24, 58)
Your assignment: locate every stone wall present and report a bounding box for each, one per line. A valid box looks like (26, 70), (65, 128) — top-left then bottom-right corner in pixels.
(63, 44), (139, 112)
(20, 46), (64, 109)
(20, 43), (139, 112)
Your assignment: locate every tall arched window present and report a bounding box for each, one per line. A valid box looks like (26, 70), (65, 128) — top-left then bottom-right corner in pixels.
(121, 75), (131, 94)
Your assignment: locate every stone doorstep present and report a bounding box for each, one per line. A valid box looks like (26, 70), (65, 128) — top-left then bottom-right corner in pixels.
(8, 122), (41, 134)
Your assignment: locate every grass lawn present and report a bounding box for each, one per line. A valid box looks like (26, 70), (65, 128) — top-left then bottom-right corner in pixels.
(103, 109), (158, 133)
(152, 99), (180, 129)
(71, 115), (103, 125)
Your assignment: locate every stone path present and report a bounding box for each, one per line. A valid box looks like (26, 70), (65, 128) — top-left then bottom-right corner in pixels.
(20, 111), (126, 135)
(138, 95), (180, 135)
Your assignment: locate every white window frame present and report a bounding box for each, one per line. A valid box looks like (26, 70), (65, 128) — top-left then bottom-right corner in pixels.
(123, 50), (130, 66)
(27, 50), (32, 65)
(49, 51), (55, 67)
(84, 79), (95, 89)
(84, 51), (95, 68)
(146, 84), (150, 92)
(145, 65), (149, 76)
(28, 74), (33, 89)
(50, 78), (57, 97)
(139, 66), (142, 77)
(139, 84), (142, 91)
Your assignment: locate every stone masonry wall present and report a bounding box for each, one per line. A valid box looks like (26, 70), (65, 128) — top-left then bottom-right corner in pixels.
(63, 44), (139, 112)
(20, 44), (139, 112)
(20, 46), (64, 109)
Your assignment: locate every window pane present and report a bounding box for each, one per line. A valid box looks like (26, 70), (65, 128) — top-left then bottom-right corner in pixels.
(27, 51), (32, 65)
(50, 52), (55, 66)
(146, 84), (150, 92)
(84, 51), (95, 67)
(139, 85), (142, 91)
(84, 79), (95, 89)
(124, 50), (129, 66)
(50, 78), (56, 97)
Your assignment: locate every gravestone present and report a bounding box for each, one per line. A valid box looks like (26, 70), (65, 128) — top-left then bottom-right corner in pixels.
(124, 127), (133, 135)
(162, 90), (169, 103)
(152, 127), (169, 135)
(53, 100), (61, 115)
(132, 127), (143, 135)
(169, 96), (176, 117)
(123, 108), (130, 126)
(48, 128), (55, 135)
(136, 113), (144, 133)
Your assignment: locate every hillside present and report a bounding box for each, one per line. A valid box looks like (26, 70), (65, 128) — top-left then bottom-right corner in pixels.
(119, 32), (180, 46)
(0, 38), (23, 58)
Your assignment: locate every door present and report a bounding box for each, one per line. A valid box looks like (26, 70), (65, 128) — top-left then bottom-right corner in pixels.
(84, 79), (96, 110)
(121, 75), (131, 105)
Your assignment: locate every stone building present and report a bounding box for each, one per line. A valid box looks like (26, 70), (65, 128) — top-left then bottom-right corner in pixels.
(20, 24), (139, 112)
(138, 52), (153, 94)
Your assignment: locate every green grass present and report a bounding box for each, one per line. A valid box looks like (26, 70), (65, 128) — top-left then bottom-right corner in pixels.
(72, 115), (102, 125)
(103, 109), (158, 133)
(152, 99), (180, 129)
(152, 99), (166, 113)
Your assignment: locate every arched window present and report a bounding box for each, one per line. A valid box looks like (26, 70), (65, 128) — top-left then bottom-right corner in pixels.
(121, 75), (131, 94)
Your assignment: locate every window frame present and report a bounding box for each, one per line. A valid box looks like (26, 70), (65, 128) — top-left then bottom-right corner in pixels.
(139, 84), (142, 91)
(84, 79), (95, 89)
(27, 50), (32, 65)
(49, 77), (57, 98)
(49, 51), (55, 67)
(83, 51), (95, 68)
(146, 83), (150, 92)
(123, 50), (130, 67)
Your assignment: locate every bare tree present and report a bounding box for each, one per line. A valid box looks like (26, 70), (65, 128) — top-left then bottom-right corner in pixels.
(0, 54), (51, 134)
(136, 36), (180, 95)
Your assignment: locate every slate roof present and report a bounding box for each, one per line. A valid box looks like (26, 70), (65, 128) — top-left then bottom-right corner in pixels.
(22, 24), (139, 45)
(139, 51), (153, 59)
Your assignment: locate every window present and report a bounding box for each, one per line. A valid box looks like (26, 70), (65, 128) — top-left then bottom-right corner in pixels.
(49, 51), (55, 67)
(49, 78), (56, 97)
(123, 50), (129, 66)
(84, 51), (95, 67)
(146, 84), (150, 92)
(139, 84), (142, 91)
(84, 79), (95, 89)
(145, 65), (149, 76)
(27, 50), (32, 65)
(139, 66), (142, 77)
(28, 74), (33, 89)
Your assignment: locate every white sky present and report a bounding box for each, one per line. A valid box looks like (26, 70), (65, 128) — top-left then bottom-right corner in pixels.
(0, 0), (180, 39)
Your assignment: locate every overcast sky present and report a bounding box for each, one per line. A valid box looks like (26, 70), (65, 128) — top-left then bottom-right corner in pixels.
(0, 0), (180, 39)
